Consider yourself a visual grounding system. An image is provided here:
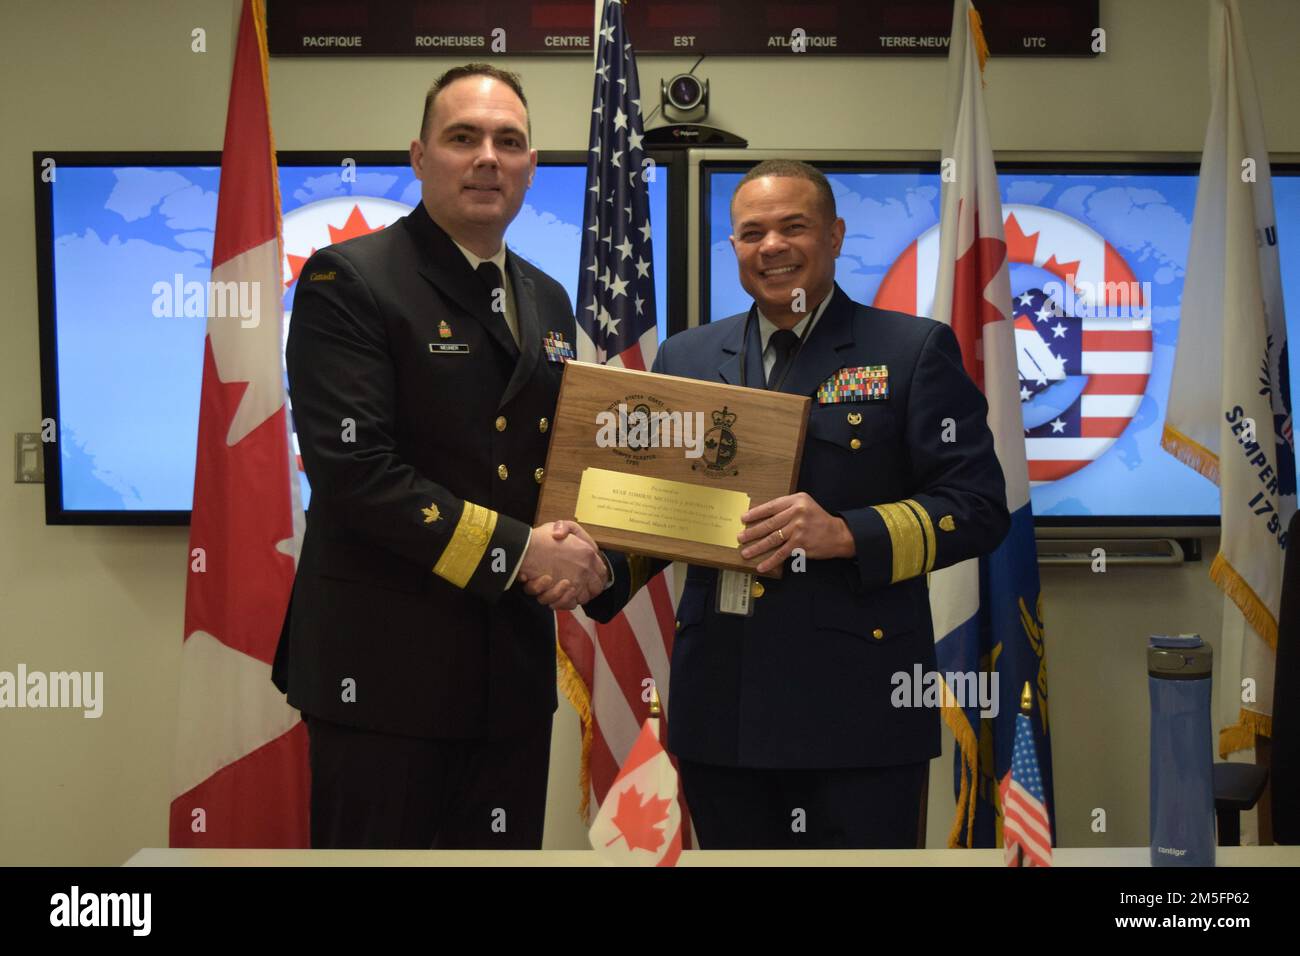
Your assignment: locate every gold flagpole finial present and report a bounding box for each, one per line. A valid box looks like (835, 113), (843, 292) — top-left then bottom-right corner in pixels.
(649, 685), (661, 718)
(969, 5), (991, 75)
(1020, 681), (1033, 713)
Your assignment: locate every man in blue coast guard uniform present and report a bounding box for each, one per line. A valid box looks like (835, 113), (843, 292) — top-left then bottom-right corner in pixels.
(541, 160), (1010, 849)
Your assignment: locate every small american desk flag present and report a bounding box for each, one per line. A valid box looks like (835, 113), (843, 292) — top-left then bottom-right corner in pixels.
(1000, 684), (1053, 867)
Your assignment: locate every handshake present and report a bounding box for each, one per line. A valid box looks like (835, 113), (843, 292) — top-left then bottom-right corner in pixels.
(517, 520), (607, 611)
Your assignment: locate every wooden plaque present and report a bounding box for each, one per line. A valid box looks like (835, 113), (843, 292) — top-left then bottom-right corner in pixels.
(535, 361), (810, 575)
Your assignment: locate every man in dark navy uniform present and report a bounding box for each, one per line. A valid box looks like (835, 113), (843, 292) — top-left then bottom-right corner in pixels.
(272, 64), (607, 849)
(549, 161), (1010, 849)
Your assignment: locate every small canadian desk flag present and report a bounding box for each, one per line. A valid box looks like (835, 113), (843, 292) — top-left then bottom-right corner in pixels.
(589, 695), (683, 867)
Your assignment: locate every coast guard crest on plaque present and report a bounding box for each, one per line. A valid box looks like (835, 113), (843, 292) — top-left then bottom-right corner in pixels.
(697, 406), (739, 476)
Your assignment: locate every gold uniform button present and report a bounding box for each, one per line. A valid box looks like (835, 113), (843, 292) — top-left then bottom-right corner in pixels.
(872, 628), (884, 640)
(539, 417), (549, 433)
(675, 619), (681, 629)
(534, 467), (545, 484)
(497, 464), (509, 480)
(847, 412), (863, 425)
(495, 416), (507, 432)
(939, 515), (956, 531)
(850, 438), (862, 450)
(751, 580), (765, 599)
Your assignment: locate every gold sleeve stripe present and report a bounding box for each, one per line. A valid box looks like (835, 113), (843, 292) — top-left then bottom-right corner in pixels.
(628, 553), (650, 597)
(871, 501), (925, 583)
(900, 498), (937, 574)
(433, 502), (499, 589)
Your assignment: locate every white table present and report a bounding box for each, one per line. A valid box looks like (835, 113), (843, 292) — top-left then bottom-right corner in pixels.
(124, 846), (1300, 866)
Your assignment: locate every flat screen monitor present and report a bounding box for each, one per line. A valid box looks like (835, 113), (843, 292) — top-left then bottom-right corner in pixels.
(700, 158), (1300, 527)
(36, 150), (678, 524)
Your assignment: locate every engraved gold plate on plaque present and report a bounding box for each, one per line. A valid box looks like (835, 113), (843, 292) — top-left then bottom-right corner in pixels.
(535, 361), (810, 576)
(575, 468), (750, 549)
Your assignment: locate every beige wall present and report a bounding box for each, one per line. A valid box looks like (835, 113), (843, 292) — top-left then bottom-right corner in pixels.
(2, 0), (1297, 865)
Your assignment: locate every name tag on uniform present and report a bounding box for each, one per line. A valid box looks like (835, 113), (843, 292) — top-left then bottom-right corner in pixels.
(429, 343), (469, 355)
(543, 330), (575, 363)
(817, 365), (888, 403)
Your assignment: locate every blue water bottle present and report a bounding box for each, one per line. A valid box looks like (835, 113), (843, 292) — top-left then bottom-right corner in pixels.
(1148, 635), (1216, 866)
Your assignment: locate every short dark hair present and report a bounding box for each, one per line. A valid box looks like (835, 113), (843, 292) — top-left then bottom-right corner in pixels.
(419, 63), (531, 143)
(731, 159), (837, 221)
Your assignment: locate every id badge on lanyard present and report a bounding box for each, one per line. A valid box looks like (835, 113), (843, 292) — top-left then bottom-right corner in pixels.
(715, 570), (756, 617)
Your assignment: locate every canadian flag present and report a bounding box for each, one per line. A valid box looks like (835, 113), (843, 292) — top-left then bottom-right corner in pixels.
(928, 0), (1053, 847)
(168, 0), (309, 847)
(589, 718), (683, 867)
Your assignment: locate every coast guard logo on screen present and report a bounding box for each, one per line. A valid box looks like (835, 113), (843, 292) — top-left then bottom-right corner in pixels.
(1009, 283), (1154, 478)
(876, 205), (1154, 485)
(282, 197), (411, 290)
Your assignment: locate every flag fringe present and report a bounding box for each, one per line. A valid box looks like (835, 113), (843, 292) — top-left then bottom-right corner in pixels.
(1209, 553), (1277, 759)
(1210, 552), (1279, 650)
(1160, 425), (1221, 485)
(1219, 707), (1272, 757)
(943, 704), (980, 847)
(556, 639), (595, 824)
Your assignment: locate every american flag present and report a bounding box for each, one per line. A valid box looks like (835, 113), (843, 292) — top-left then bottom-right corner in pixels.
(1014, 287), (1082, 438)
(575, 0), (657, 367)
(556, 0), (680, 823)
(1010, 275), (1153, 483)
(999, 709), (1053, 867)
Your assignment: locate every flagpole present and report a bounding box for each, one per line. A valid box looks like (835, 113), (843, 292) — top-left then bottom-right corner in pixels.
(1012, 682), (1032, 867)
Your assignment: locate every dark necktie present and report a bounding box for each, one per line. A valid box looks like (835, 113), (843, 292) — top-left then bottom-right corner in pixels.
(476, 259), (519, 350)
(476, 260), (502, 298)
(767, 328), (800, 389)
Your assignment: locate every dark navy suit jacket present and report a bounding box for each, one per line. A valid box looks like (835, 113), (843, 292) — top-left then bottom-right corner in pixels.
(584, 285), (1010, 769)
(272, 203), (573, 741)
